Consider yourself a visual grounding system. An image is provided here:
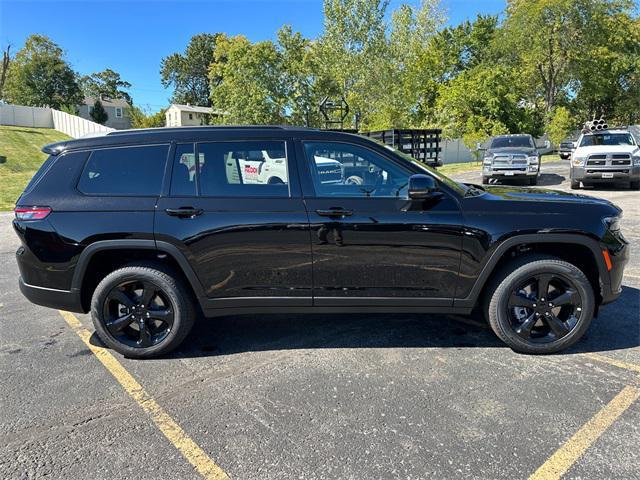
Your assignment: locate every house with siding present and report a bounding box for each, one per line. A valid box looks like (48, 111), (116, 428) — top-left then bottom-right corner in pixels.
(78, 95), (131, 130)
(165, 103), (224, 127)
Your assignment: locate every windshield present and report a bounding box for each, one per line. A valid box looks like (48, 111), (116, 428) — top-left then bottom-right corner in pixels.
(580, 133), (635, 147)
(490, 136), (534, 149)
(384, 146), (468, 195)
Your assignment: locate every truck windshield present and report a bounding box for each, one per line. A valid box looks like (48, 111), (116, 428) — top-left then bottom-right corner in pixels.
(580, 133), (635, 147)
(490, 136), (534, 149)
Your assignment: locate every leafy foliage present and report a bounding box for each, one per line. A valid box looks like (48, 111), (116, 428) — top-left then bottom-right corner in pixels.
(161, 33), (221, 106)
(3, 35), (82, 109)
(80, 68), (132, 104)
(128, 106), (167, 128)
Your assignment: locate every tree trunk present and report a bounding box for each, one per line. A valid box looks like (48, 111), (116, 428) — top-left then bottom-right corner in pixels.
(0, 46), (10, 98)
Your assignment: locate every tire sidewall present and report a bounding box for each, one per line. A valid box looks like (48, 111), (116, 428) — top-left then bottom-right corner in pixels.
(91, 268), (191, 358)
(490, 260), (595, 354)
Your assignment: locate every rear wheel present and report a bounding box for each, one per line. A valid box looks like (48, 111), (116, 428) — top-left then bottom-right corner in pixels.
(485, 255), (594, 354)
(91, 265), (195, 358)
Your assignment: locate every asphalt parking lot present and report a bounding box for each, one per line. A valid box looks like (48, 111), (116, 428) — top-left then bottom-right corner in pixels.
(1, 160), (638, 479)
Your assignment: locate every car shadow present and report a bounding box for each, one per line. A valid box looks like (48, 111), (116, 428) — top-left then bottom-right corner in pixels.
(536, 173), (565, 186)
(487, 173), (565, 187)
(157, 285), (639, 359)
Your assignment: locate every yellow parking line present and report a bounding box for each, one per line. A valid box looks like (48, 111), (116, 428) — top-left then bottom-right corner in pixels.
(58, 311), (229, 480)
(529, 385), (640, 480)
(583, 353), (640, 375)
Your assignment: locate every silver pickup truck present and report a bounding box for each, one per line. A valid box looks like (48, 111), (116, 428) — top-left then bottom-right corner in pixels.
(481, 134), (545, 185)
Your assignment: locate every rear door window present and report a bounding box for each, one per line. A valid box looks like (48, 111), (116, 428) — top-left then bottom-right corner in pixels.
(78, 145), (169, 196)
(196, 141), (289, 197)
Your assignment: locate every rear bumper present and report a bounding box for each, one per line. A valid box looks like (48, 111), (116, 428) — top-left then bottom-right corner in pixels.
(572, 166), (640, 183)
(19, 278), (84, 313)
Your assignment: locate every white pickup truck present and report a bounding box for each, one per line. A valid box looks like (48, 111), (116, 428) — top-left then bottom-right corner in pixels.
(230, 150), (343, 185)
(570, 128), (640, 190)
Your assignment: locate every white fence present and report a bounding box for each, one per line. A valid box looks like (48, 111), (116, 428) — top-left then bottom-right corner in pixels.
(51, 109), (114, 138)
(0, 103), (114, 138)
(0, 104), (53, 128)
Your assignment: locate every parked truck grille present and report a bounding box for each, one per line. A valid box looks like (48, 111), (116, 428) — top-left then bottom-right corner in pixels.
(587, 153), (632, 168)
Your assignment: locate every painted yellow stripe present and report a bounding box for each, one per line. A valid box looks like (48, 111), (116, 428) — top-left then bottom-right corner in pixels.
(58, 310), (229, 480)
(583, 353), (640, 375)
(529, 385), (640, 480)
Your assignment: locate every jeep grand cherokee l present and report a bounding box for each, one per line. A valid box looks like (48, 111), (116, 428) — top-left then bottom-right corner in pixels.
(14, 126), (628, 358)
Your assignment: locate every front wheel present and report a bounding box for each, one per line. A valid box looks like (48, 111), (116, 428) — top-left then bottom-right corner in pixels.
(91, 265), (195, 358)
(485, 255), (594, 354)
(529, 177), (538, 186)
(630, 180), (640, 190)
(570, 179), (580, 190)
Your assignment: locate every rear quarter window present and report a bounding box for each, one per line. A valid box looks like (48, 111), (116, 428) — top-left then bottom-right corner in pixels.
(78, 145), (169, 196)
(23, 154), (58, 195)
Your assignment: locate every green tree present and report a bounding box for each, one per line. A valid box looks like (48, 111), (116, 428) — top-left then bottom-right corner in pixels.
(547, 106), (575, 146)
(3, 35), (82, 109)
(501, 0), (637, 122)
(161, 33), (221, 106)
(128, 106), (166, 128)
(210, 35), (286, 125)
(90, 99), (108, 124)
(315, 0), (391, 128)
(80, 68), (132, 104)
(435, 64), (536, 147)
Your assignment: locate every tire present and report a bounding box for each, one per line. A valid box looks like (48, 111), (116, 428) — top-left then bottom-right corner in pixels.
(529, 177), (538, 186)
(91, 264), (196, 358)
(570, 179), (580, 190)
(630, 180), (640, 190)
(482, 176), (490, 185)
(484, 255), (595, 354)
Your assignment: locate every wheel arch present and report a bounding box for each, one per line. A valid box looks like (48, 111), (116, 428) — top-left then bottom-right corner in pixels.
(72, 240), (205, 312)
(456, 234), (608, 311)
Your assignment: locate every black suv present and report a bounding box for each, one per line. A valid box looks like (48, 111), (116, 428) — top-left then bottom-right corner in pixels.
(14, 127), (628, 358)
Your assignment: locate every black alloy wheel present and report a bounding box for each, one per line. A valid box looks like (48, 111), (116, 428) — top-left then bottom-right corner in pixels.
(103, 280), (175, 349)
(486, 255), (595, 354)
(506, 273), (582, 344)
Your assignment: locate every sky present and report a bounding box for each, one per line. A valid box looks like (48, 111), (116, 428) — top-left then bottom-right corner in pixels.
(0, 0), (506, 112)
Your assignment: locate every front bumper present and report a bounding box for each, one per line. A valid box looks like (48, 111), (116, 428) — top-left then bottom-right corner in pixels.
(572, 165), (640, 183)
(19, 277), (84, 313)
(483, 167), (539, 177)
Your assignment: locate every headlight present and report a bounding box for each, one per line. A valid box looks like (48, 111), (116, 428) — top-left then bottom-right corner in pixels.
(603, 215), (622, 232)
(573, 156), (587, 166)
(528, 155), (539, 164)
(483, 157), (493, 166)
(633, 155), (640, 166)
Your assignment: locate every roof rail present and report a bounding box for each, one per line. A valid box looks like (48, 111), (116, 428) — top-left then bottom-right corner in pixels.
(106, 125), (319, 136)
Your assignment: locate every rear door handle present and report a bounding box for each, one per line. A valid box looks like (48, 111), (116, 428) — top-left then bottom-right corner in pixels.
(165, 207), (203, 218)
(316, 208), (353, 218)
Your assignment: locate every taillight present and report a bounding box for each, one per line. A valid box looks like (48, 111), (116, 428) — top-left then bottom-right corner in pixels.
(14, 206), (52, 220)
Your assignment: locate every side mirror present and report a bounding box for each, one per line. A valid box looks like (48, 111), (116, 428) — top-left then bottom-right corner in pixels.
(476, 141), (485, 151)
(571, 141), (577, 149)
(408, 174), (439, 199)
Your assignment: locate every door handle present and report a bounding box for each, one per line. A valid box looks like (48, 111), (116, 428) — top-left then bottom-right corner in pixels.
(316, 208), (353, 218)
(165, 207), (203, 218)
